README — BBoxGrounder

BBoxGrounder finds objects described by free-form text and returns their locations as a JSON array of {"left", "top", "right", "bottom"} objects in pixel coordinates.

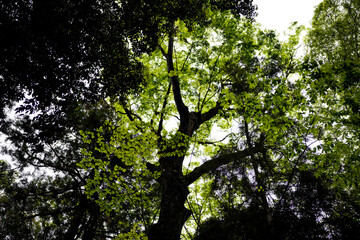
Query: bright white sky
[{"left": 254, "top": 0, "right": 323, "bottom": 38}]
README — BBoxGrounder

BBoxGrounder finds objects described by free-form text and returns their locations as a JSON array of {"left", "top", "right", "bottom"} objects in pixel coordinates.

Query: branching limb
[
  {"left": 122, "top": 105, "right": 156, "bottom": 133},
  {"left": 164, "top": 26, "right": 190, "bottom": 130},
  {"left": 199, "top": 101, "right": 222, "bottom": 125},
  {"left": 200, "top": 80, "right": 225, "bottom": 113},
  {"left": 185, "top": 146, "right": 264, "bottom": 186},
  {"left": 180, "top": 42, "right": 194, "bottom": 71},
  {"left": 158, "top": 44, "right": 168, "bottom": 59},
  {"left": 123, "top": 105, "right": 143, "bottom": 122},
  {"left": 157, "top": 81, "right": 172, "bottom": 137},
  {"left": 197, "top": 133, "right": 232, "bottom": 145}
]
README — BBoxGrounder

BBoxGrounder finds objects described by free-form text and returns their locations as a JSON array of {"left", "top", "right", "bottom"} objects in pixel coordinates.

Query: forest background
[{"left": 1, "top": 0, "right": 360, "bottom": 239}]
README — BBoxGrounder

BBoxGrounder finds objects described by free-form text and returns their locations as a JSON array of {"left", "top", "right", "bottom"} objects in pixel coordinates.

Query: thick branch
[
  {"left": 199, "top": 101, "right": 222, "bottom": 125},
  {"left": 172, "top": 75, "right": 190, "bottom": 125},
  {"left": 165, "top": 27, "right": 189, "bottom": 122},
  {"left": 164, "top": 25, "right": 223, "bottom": 137},
  {"left": 185, "top": 146, "right": 264, "bottom": 186},
  {"left": 181, "top": 101, "right": 223, "bottom": 136}
]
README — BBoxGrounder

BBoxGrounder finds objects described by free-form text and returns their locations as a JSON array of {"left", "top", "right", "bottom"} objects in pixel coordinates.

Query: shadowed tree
[
  {"left": 1, "top": 1, "right": 256, "bottom": 239},
  {"left": 79, "top": 11, "right": 306, "bottom": 240}
]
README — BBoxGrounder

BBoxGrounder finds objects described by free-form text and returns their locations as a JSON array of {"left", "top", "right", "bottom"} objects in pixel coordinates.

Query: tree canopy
[
  {"left": 1, "top": 0, "right": 360, "bottom": 239},
  {"left": 304, "top": 0, "right": 360, "bottom": 193}
]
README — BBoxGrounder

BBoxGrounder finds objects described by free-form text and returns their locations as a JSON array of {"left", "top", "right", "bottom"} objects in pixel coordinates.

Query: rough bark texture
[{"left": 149, "top": 162, "right": 191, "bottom": 240}]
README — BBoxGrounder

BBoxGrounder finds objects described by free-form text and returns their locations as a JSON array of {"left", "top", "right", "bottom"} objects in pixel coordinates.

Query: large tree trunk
[
  {"left": 148, "top": 181, "right": 191, "bottom": 240},
  {"left": 148, "top": 157, "right": 191, "bottom": 240}
]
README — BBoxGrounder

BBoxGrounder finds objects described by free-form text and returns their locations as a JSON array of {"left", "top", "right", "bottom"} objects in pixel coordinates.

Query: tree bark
[
  {"left": 64, "top": 195, "right": 87, "bottom": 240},
  {"left": 148, "top": 165, "right": 191, "bottom": 240}
]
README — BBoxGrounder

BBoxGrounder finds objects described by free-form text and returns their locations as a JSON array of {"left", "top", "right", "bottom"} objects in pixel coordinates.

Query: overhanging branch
[{"left": 185, "top": 146, "right": 264, "bottom": 186}]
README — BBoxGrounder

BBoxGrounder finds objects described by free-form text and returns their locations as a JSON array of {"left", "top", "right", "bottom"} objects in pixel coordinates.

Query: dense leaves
[
  {"left": 0, "top": 0, "right": 256, "bottom": 118},
  {"left": 79, "top": 10, "right": 312, "bottom": 239},
  {"left": 1, "top": 1, "right": 257, "bottom": 239},
  {"left": 2, "top": 0, "right": 360, "bottom": 239},
  {"left": 303, "top": 0, "right": 360, "bottom": 194},
  {"left": 1, "top": 0, "right": 139, "bottom": 114}
]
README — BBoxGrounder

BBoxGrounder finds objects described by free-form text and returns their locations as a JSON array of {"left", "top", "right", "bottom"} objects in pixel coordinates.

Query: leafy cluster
[{"left": 1, "top": 1, "right": 360, "bottom": 239}]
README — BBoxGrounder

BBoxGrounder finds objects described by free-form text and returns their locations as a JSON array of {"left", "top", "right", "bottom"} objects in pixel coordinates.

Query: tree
[
  {"left": 1, "top": 0, "right": 142, "bottom": 119},
  {"left": 1, "top": 1, "right": 256, "bottom": 239},
  {"left": 305, "top": 0, "right": 360, "bottom": 122},
  {"left": 3, "top": 0, "right": 359, "bottom": 239},
  {"left": 304, "top": 0, "right": 360, "bottom": 196},
  {"left": 80, "top": 11, "right": 306, "bottom": 239},
  {"left": 81, "top": 2, "right": 360, "bottom": 237},
  {"left": 0, "top": 103, "right": 129, "bottom": 239},
  {"left": 189, "top": 2, "right": 360, "bottom": 236},
  {"left": 193, "top": 160, "right": 360, "bottom": 240}
]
